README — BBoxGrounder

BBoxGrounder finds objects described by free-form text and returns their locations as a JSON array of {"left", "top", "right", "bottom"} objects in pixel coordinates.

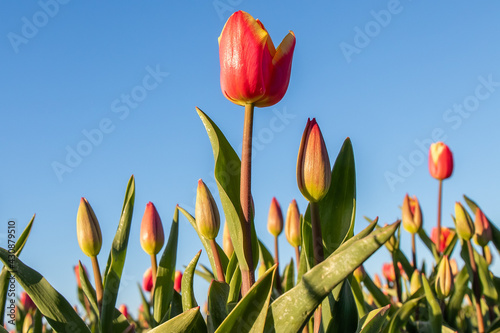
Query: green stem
[
  {"left": 467, "top": 240, "right": 485, "bottom": 333},
  {"left": 437, "top": 180, "right": 443, "bottom": 253},
  {"left": 210, "top": 239, "right": 225, "bottom": 282},
  {"left": 150, "top": 254, "right": 158, "bottom": 293},
  {"left": 240, "top": 103, "right": 255, "bottom": 296},
  {"left": 274, "top": 235, "right": 282, "bottom": 294},
  {"left": 91, "top": 256, "right": 103, "bottom": 313}
]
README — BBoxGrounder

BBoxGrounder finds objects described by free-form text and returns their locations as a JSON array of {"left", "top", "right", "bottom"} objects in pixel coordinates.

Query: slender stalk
[
  {"left": 467, "top": 240, "right": 485, "bottom": 333},
  {"left": 411, "top": 233, "right": 417, "bottom": 269},
  {"left": 482, "top": 247, "right": 495, "bottom": 324},
  {"left": 310, "top": 201, "right": 323, "bottom": 332},
  {"left": 274, "top": 235, "right": 282, "bottom": 294},
  {"left": 240, "top": 103, "right": 255, "bottom": 296},
  {"left": 295, "top": 246, "right": 301, "bottom": 271},
  {"left": 210, "top": 239, "right": 225, "bottom": 282},
  {"left": 437, "top": 180, "right": 443, "bottom": 253},
  {"left": 91, "top": 256, "right": 103, "bottom": 312},
  {"left": 150, "top": 254, "right": 158, "bottom": 292}
]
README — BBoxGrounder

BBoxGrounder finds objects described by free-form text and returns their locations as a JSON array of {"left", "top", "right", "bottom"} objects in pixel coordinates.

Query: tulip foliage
[{"left": 1, "top": 10, "right": 500, "bottom": 333}]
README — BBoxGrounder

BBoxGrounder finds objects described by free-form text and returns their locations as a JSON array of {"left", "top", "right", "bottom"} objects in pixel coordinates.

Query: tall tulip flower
[
  {"left": 428, "top": 141, "right": 453, "bottom": 254},
  {"left": 219, "top": 10, "right": 295, "bottom": 107},
  {"left": 219, "top": 10, "right": 295, "bottom": 296}
]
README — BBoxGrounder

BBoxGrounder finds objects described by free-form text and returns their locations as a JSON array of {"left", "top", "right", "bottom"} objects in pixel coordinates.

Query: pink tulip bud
[
  {"left": 267, "top": 197, "right": 283, "bottom": 237},
  {"left": 119, "top": 304, "right": 128, "bottom": 318},
  {"left": 428, "top": 142, "right": 453, "bottom": 180},
  {"left": 20, "top": 291, "right": 35, "bottom": 312},
  {"left": 473, "top": 208, "right": 492, "bottom": 247},
  {"left": 382, "top": 263, "right": 396, "bottom": 283},
  {"left": 174, "top": 271, "right": 183, "bottom": 293},
  {"left": 142, "top": 267, "right": 153, "bottom": 292},
  {"left": 140, "top": 202, "right": 165, "bottom": 256}
]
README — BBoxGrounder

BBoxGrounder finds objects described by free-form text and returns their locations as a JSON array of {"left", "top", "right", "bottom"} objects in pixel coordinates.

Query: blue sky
[{"left": 1, "top": 0, "right": 500, "bottom": 321}]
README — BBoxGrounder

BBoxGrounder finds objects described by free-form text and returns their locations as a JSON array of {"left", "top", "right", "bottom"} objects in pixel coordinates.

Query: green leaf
[
  {"left": 258, "top": 240, "right": 274, "bottom": 272},
  {"left": 351, "top": 276, "right": 367, "bottom": 319},
  {"left": 154, "top": 206, "right": 179, "bottom": 325},
  {"left": 227, "top": 265, "right": 241, "bottom": 313},
  {"left": 304, "top": 138, "right": 356, "bottom": 257},
  {"left": 197, "top": 107, "right": 259, "bottom": 272},
  {"left": 225, "top": 252, "right": 238, "bottom": 284},
  {"left": 0, "top": 325, "right": 7, "bottom": 333},
  {"left": 355, "top": 305, "right": 390, "bottom": 333},
  {"left": 100, "top": 175, "right": 135, "bottom": 333},
  {"left": 464, "top": 194, "right": 500, "bottom": 255},
  {"left": 281, "top": 258, "right": 295, "bottom": 293},
  {"left": 446, "top": 267, "right": 469, "bottom": 328},
  {"left": 169, "top": 291, "right": 183, "bottom": 320},
  {"left": 196, "top": 265, "right": 216, "bottom": 283},
  {"left": 208, "top": 280, "right": 230, "bottom": 333},
  {"left": 264, "top": 222, "right": 399, "bottom": 333},
  {"left": 149, "top": 307, "right": 206, "bottom": 333},
  {"left": 0, "top": 248, "right": 90, "bottom": 332},
  {"left": 422, "top": 274, "right": 442, "bottom": 332},
  {"left": 363, "top": 274, "right": 390, "bottom": 308},
  {"left": 33, "top": 308, "right": 43, "bottom": 333},
  {"left": 386, "top": 295, "right": 424, "bottom": 333},
  {"left": 182, "top": 250, "right": 201, "bottom": 311},
  {"left": 78, "top": 261, "right": 99, "bottom": 318},
  {"left": 298, "top": 214, "right": 313, "bottom": 282},
  {"left": 417, "top": 228, "right": 440, "bottom": 261},
  {"left": 137, "top": 283, "right": 153, "bottom": 328},
  {"left": 323, "top": 279, "right": 358, "bottom": 333},
  {"left": 178, "top": 206, "right": 229, "bottom": 280},
  {"left": 216, "top": 265, "right": 276, "bottom": 333},
  {"left": 0, "top": 214, "right": 35, "bottom": 326}
]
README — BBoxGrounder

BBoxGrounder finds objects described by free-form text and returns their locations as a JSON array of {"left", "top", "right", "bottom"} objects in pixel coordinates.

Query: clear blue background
[{"left": 1, "top": 0, "right": 499, "bottom": 322}]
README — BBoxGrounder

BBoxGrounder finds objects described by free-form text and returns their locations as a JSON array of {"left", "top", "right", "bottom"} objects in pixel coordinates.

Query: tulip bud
[
  {"left": 142, "top": 267, "right": 153, "bottom": 292},
  {"left": 140, "top": 202, "right": 165, "bottom": 255},
  {"left": 454, "top": 202, "right": 474, "bottom": 241},
  {"left": 195, "top": 179, "right": 220, "bottom": 240},
  {"left": 296, "top": 118, "right": 331, "bottom": 203},
  {"left": 431, "top": 227, "right": 454, "bottom": 253},
  {"left": 222, "top": 222, "right": 234, "bottom": 258},
  {"left": 428, "top": 142, "right": 453, "bottom": 180},
  {"left": 285, "top": 199, "right": 301, "bottom": 247},
  {"left": 435, "top": 255, "right": 454, "bottom": 299},
  {"left": 373, "top": 274, "right": 382, "bottom": 288},
  {"left": 382, "top": 263, "right": 395, "bottom": 283},
  {"left": 218, "top": 11, "right": 296, "bottom": 107},
  {"left": 353, "top": 265, "right": 366, "bottom": 283},
  {"left": 267, "top": 197, "right": 283, "bottom": 237},
  {"left": 410, "top": 270, "right": 422, "bottom": 295},
  {"left": 449, "top": 258, "right": 459, "bottom": 277},
  {"left": 76, "top": 197, "right": 102, "bottom": 257},
  {"left": 484, "top": 245, "right": 493, "bottom": 265},
  {"left": 20, "top": 291, "right": 36, "bottom": 313},
  {"left": 174, "top": 271, "right": 182, "bottom": 293},
  {"left": 119, "top": 304, "right": 128, "bottom": 318},
  {"left": 402, "top": 194, "right": 422, "bottom": 234},
  {"left": 473, "top": 208, "right": 492, "bottom": 247}
]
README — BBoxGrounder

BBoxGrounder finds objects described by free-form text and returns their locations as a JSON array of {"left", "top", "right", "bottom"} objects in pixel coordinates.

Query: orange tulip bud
[
  {"left": 435, "top": 255, "right": 454, "bottom": 299},
  {"left": 428, "top": 142, "right": 453, "bottom": 180},
  {"left": 373, "top": 273, "right": 382, "bottom": 288},
  {"left": 195, "top": 179, "right": 220, "bottom": 240},
  {"left": 174, "top": 270, "right": 182, "bottom": 293},
  {"left": 431, "top": 227, "right": 454, "bottom": 253},
  {"left": 473, "top": 208, "right": 492, "bottom": 247},
  {"left": 402, "top": 194, "right": 422, "bottom": 234},
  {"left": 382, "top": 263, "right": 396, "bottom": 283},
  {"left": 285, "top": 199, "right": 301, "bottom": 247},
  {"left": 140, "top": 202, "right": 165, "bottom": 256},
  {"left": 267, "top": 197, "right": 283, "bottom": 237},
  {"left": 119, "top": 304, "right": 128, "bottom": 318},
  {"left": 76, "top": 197, "right": 102, "bottom": 257},
  {"left": 222, "top": 222, "right": 234, "bottom": 258},
  {"left": 142, "top": 267, "right": 153, "bottom": 292},
  {"left": 297, "top": 118, "right": 331, "bottom": 202},
  {"left": 454, "top": 202, "right": 474, "bottom": 241},
  {"left": 219, "top": 11, "right": 295, "bottom": 107},
  {"left": 353, "top": 265, "right": 366, "bottom": 283}
]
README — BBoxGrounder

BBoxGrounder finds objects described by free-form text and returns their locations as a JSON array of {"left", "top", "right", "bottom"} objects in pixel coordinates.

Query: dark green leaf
[
  {"left": 323, "top": 279, "right": 358, "bottom": 333},
  {"left": 282, "top": 258, "right": 295, "bottom": 293},
  {"left": 351, "top": 276, "right": 367, "bottom": 319},
  {"left": 422, "top": 274, "right": 442, "bottom": 332},
  {"left": 446, "top": 267, "right": 469, "bottom": 328},
  {"left": 149, "top": 307, "right": 206, "bottom": 333},
  {"left": 355, "top": 305, "right": 390, "bottom": 333},
  {"left": 208, "top": 280, "right": 230, "bottom": 333},
  {"left": 225, "top": 252, "right": 238, "bottom": 284},
  {"left": 227, "top": 265, "right": 241, "bottom": 313}
]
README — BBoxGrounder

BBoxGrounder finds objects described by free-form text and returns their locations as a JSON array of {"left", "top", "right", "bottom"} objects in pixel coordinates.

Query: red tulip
[
  {"left": 431, "top": 227, "right": 454, "bottom": 252},
  {"left": 428, "top": 142, "right": 453, "bottom": 180},
  {"left": 119, "top": 304, "right": 128, "bottom": 318},
  {"left": 20, "top": 291, "right": 35, "bottom": 312},
  {"left": 140, "top": 202, "right": 165, "bottom": 256},
  {"left": 174, "top": 271, "right": 183, "bottom": 293},
  {"left": 382, "top": 263, "right": 396, "bottom": 282},
  {"left": 142, "top": 267, "right": 153, "bottom": 292},
  {"left": 219, "top": 10, "right": 296, "bottom": 107}
]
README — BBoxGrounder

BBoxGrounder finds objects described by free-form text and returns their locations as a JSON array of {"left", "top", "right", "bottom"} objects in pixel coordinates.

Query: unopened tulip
[
  {"left": 410, "top": 270, "right": 422, "bottom": 295},
  {"left": 484, "top": 245, "right": 493, "bottom": 265},
  {"left": 428, "top": 142, "right": 453, "bottom": 180},
  {"left": 219, "top": 11, "right": 296, "bottom": 107},
  {"left": 222, "top": 222, "right": 234, "bottom": 258},
  {"left": 267, "top": 197, "right": 283, "bottom": 237},
  {"left": 473, "top": 208, "right": 492, "bottom": 247},
  {"left": 454, "top": 202, "right": 474, "bottom": 241},
  {"left": 285, "top": 199, "right": 301, "bottom": 247},
  {"left": 20, "top": 292, "right": 35, "bottom": 312},
  {"left": 119, "top": 304, "right": 128, "bottom": 318},
  {"left": 140, "top": 202, "right": 165, "bottom": 255},
  {"left": 382, "top": 263, "right": 396, "bottom": 283},
  {"left": 431, "top": 227, "right": 454, "bottom": 253},
  {"left": 76, "top": 197, "right": 102, "bottom": 257},
  {"left": 297, "top": 118, "right": 331, "bottom": 202},
  {"left": 353, "top": 265, "right": 366, "bottom": 283},
  {"left": 142, "top": 267, "right": 153, "bottom": 292},
  {"left": 435, "top": 255, "right": 454, "bottom": 299},
  {"left": 195, "top": 180, "right": 221, "bottom": 240},
  {"left": 402, "top": 194, "right": 422, "bottom": 234},
  {"left": 174, "top": 271, "right": 182, "bottom": 293},
  {"left": 449, "top": 258, "right": 459, "bottom": 277}
]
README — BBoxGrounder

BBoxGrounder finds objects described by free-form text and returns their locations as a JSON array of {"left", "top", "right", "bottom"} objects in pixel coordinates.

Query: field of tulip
[{"left": 2, "top": 10, "right": 500, "bottom": 333}]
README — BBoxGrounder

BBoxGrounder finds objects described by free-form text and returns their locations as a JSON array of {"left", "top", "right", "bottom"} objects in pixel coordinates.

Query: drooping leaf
[
  {"left": 149, "top": 307, "right": 206, "bottom": 333},
  {"left": 355, "top": 304, "right": 390, "bottom": 333},
  {"left": 154, "top": 206, "right": 179, "bottom": 325},
  {"left": 216, "top": 265, "right": 276, "bottom": 333},
  {"left": 264, "top": 222, "right": 399, "bottom": 333},
  {"left": 417, "top": 228, "right": 440, "bottom": 261},
  {"left": 182, "top": 250, "right": 201, "bottom": 311},
  {"left": 100, "top": 175, "right": 135, "bottom": 333},
  {"left": 0, "top": 248, "right": 90, "bottom": 332},
  {"left": 208, "top": 280, "right": 230, "bottom": 333},
  {"left": 197, "top": 107, "right": 259, "bottom": 272}
]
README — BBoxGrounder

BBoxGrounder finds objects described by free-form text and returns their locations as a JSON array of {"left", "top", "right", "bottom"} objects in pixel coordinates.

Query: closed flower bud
[
  {"left": 267, "top": 197, "right": 283, "bottom": 237},
  {"left": 142, "top": 267, "right": 153, "bottom": 292},
  {"left": 454, "top": 202, "right": 474, "bottom": 241},
  {"left": 285, "top": 199, "right": 301, "bottom": 247},
  {"left": 473, "top": 208, "right": 492, "bottom": 247},
  {"left": 484, "top": 245, "right": 493, "bottom": 265},
  {"left": 140, "top": 202, "right": 165, "bottom": 255},
  {"left": 410, "top": 270, "right": 422, "bottom": 295},
  {"left": 297, "top": 118, "right": 331, "bottom": 202},
  {"left": 222, "top": 222, "right": 234, "bottom": 258},
  {"left": 76, "top": 197, "right": 102, "bottom": 257},
  {"left": 195, "top": 179, "right": 220, "bottom": 240},
  {"left": 402, "top": 194, "right": 422, "bottom": 234},
  {"left": 382, "top": 263, "right": 396, "bottom": 283},
  {"left": 174, "top": 271, "right": 182, "bottom": 293},
  {"left": 449, "top": 258, "right": 459, "bottom": 277},
  {"left": 428, "top": 142, "right": 453, "bottom": 180},
  {"left": 119, "top": 304, "right": 128, "bottom": 318},
  {"left": 435, "top": 255, "right": 454, "bottom": 299},
  {"left": 353, "top": 265, "right": 366, "bottom": 283},
  {"left": 20, "top": 291, "right": 35, "bottom": 313}
]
